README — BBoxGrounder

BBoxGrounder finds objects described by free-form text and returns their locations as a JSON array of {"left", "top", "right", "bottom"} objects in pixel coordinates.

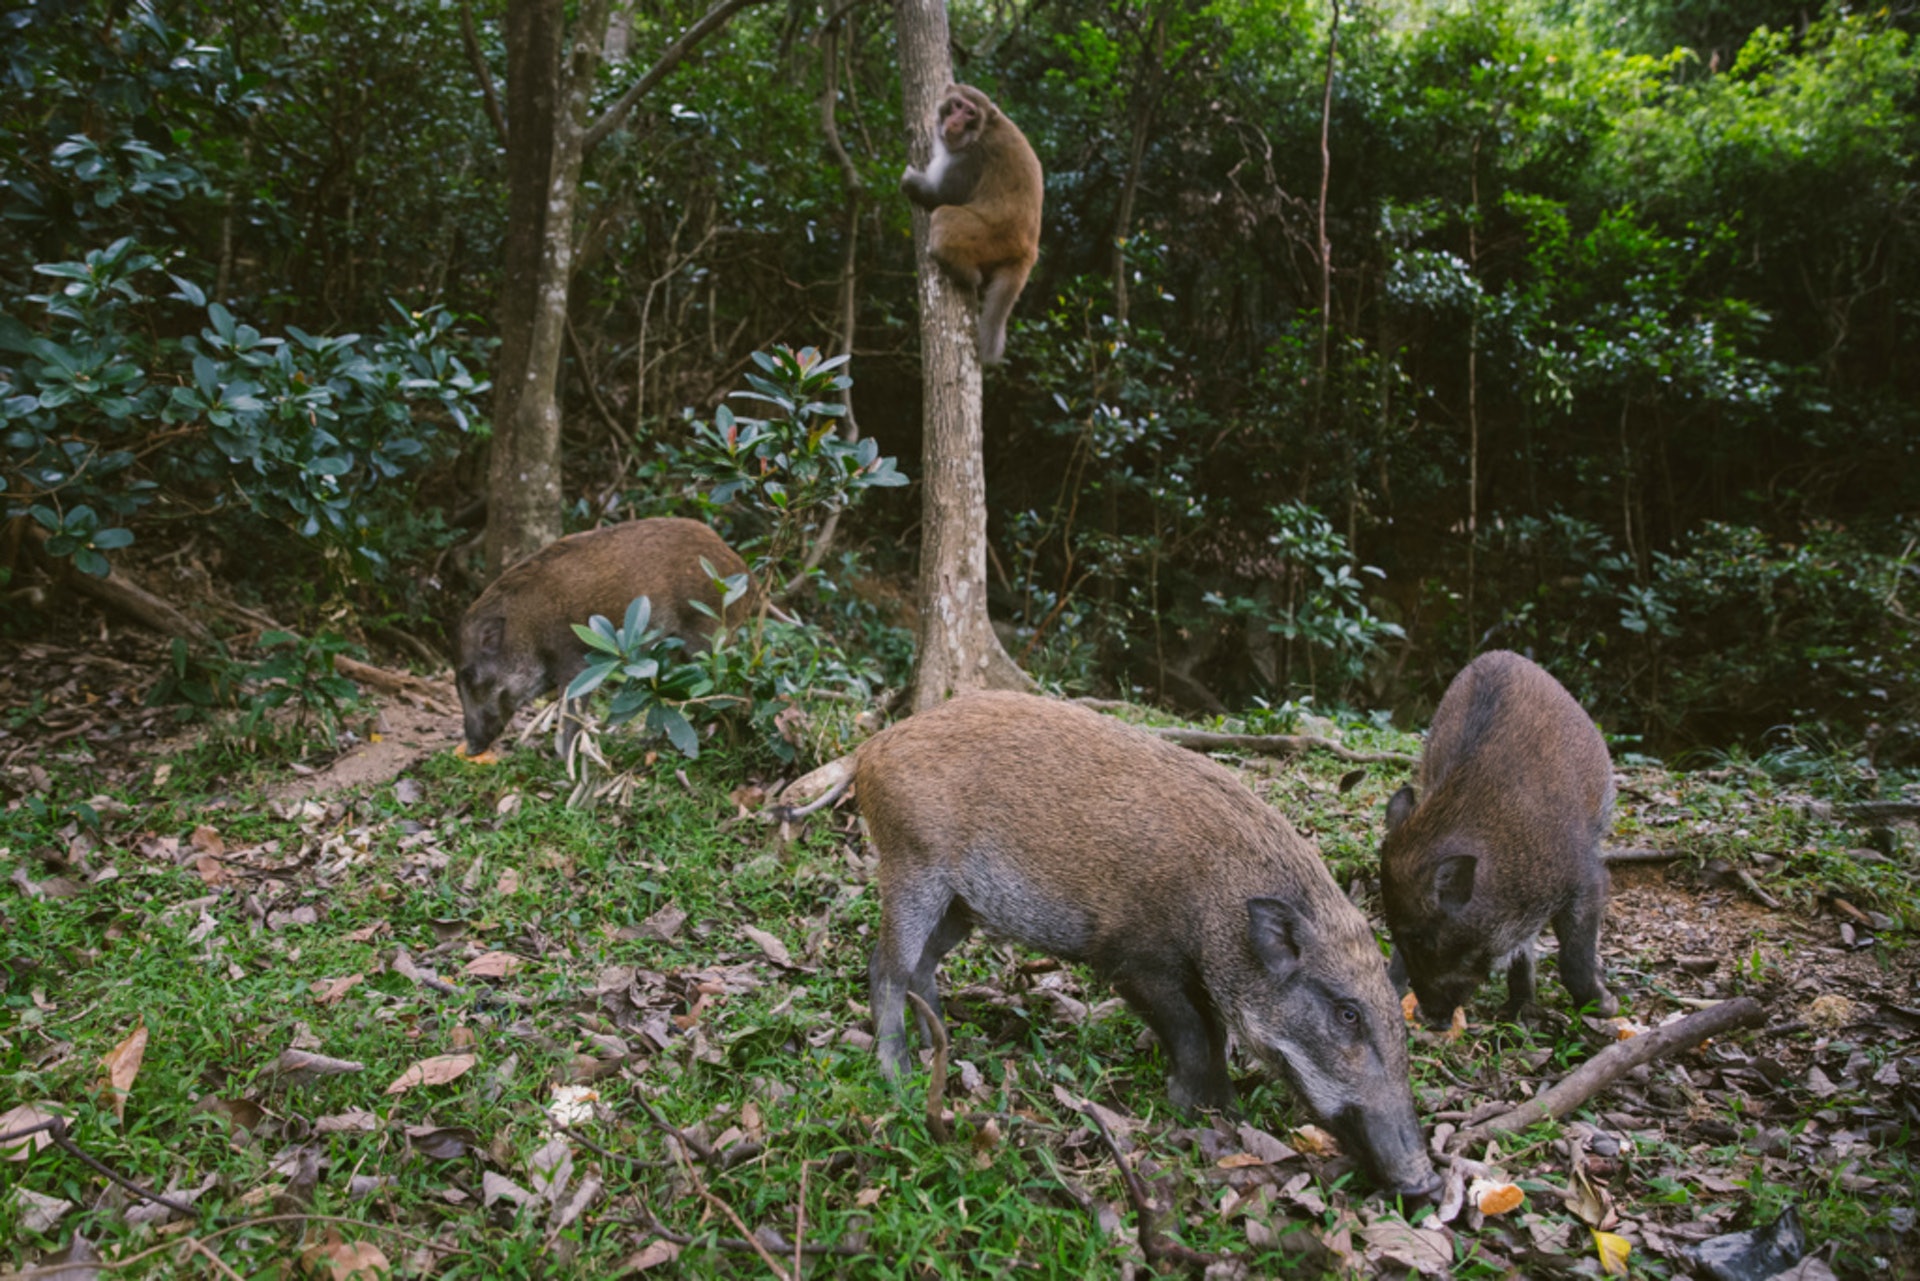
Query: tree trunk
[
  {"left": 895, "top": 0, "right": 1031, "bottom": 710},
  {"left": 486, "top": 0, "right": 568, "bottom": 578},
  {"left": 480, "top": 0, "right": 767, "bottom": 580}
]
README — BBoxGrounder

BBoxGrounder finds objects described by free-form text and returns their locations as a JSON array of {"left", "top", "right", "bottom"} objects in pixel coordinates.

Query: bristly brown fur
[
  {"left": 455, "top": 518, "right": 755, "bottom": 755},
  {"left": 1380, "top": 650, "right": 1618, "bottom": 1025},
  {"left": 853, "top": 691, "right": 1439, "bottom": 1199}
]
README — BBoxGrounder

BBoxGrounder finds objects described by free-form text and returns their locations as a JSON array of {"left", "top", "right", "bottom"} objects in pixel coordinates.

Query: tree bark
[
  {"left": 480, "top": 0, "right": 771, "bottom": 579},
  {"left": 485, "top": 0, "right": 568, "bottom": 577},
  {"left": 895, "top": 0, "right": 1031, "bottom": 709}
]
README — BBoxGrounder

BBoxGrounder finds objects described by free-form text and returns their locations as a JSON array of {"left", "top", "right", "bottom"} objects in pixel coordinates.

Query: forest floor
[{"left": 1, "top": 620, "right": 1917, "bottom": 1280}]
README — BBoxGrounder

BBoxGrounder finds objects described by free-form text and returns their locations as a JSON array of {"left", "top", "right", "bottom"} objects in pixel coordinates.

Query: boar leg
[
  {"left": 1115, "top": 972, "right": 1234, "bottom": 1113},
  {"left": 909, "top": 904, "right": 975, "bottom": 1040},
  {"left": 1498, "top": 942, "right": 1538, "bottom": 1022},
  {"left": 1552, "top": 886, "right": 1617, "bottom": 1016},
  {"left": 870, "top": 882, "right": 961, "bottom": 1078}
]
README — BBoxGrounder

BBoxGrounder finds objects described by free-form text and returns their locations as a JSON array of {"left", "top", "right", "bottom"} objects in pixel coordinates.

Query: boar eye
[{"left": 1337, "top": 1004, "right": 1360, "bottom": 1027}]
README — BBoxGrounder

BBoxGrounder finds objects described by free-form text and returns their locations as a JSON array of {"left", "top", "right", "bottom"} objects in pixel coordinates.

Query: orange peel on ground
[
  {"left": 1468, "top": 1177, "right": 1525, "bottom": 1216},
  {"left": 453, "top": 743, "right": 500, "bottom": 765}
]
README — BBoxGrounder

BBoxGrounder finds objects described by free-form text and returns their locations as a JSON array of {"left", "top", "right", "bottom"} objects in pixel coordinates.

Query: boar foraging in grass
[
  {"left": 455, "top": 519, "right": 751, "bottom": 757},
  {"left": 852, "top": 692, "right": 1439, "bottom": 1199},
  {"left": 1380, "top": 649, "right": 1618, "bottom": 1027}
]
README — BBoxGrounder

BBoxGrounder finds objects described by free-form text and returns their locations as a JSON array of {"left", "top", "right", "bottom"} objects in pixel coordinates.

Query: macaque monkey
[{"left": 900, "top": 83, "right": 1043, "bottom": 364}]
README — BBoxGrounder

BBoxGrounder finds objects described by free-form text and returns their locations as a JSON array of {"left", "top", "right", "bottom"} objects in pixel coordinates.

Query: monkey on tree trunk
[{"left": 900, "top": 83, "right": 1043, "bottom": 364}]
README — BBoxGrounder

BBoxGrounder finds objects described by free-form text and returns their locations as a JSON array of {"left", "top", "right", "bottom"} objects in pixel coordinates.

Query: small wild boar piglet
[
  {"left": 455, "top": 518, "right": 751, "bottom": 757},
  {"left": 1380, "top": 649, "right": 1617, "bottom": 1027},
  {"left": 854, "top": 692, "right": 1439, "bottom": 1200}
]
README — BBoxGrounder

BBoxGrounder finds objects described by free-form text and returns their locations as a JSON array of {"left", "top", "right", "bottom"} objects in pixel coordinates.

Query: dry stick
[
  {"left": 620, "top": 1207, "right": 868, "bottom": 1262},
  {"left": 905, "top": 991, "right": 951, "bottom": 1142},
  {"left": 6, "top": 1213, "right": 474, "bottom": 1279},
  {"left": 1735, "top": 868, "right": 1783, "bottom": 911},
  {"left": 1601, "top": 846, "right": 1682, "bottom": 864},
  {"left": 332, "top": 655, "right": 457, "bottom": 715},
  {"left": 667, "top": 1138, "right": 792, "bottom": 1281},
  {"left": 1082, "top": 1106, "right": 1218, "bottom": 1273},
  {"left": 179, "top": 1238, "right": 245, "bottom": 1281},
  {"left": 637, "top": 1097, "right": 718, "bottom": 1165},
  {"left": 1448, "top": 996, "right": 1766, "bottom": 1153},
  {"left": 1153, "top": 726, "right": 1415, "bottom": 766},
  {"left": 793, "top": 1159, "right": 810, "bottom": 1280},
  {"left": 0, "top": 1117, "right": 200, "bottom": 1217}
]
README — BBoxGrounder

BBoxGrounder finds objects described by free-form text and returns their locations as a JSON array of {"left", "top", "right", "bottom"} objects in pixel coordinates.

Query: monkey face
[{"left": 937, "top": 89, "right": 985, "bottom": 149}]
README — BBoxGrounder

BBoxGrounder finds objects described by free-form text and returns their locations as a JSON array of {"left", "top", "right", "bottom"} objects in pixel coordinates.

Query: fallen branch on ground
[
  {"left": 333, "top": 655, "right": 457, "bottom": 715},
  {"left": 0, "top": 1114, "right": 200, "bottom": 1217},
  {"left": 1448, "top": 996, "right": 1766, "bottom": 1153},
  {"left": 1080, "top": 1104, "right": 1218, "bottom": 1273},
  {"left": 1601, "top": 847, "right": 1682, "bottom": 864},
  {"left": 1152, "top": 726, "right": 1415, "bottom": 766},
  {"left": 25, "top": 521, "right": 212, "bottom": 643}
]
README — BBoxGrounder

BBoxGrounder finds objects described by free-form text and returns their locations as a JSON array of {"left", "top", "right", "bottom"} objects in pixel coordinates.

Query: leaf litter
[{"left": 0, "top": 646, "right": 1916, "bottom": 1276}]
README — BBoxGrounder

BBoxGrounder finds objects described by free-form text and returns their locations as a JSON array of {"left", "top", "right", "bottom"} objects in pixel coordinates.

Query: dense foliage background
[{"left": 4, "top": 0, "right": 1916, "bottom": 763}]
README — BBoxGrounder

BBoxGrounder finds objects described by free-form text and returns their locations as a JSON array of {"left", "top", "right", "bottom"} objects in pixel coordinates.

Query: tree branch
[
  {"left": 1449, "top": 996, "right": 1766, "bottom": 1153},
  {"left": 459, "top": 0, "right": 508, "bottom": 147},
  {"left": 582, "top": 0, "right": 774, "bottom": 154},
  {"left": 1153, "top": 726, "right": 1415, "bottom": 766}
]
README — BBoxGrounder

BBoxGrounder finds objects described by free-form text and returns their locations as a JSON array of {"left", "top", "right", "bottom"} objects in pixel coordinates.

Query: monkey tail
[
  {"left": 977, "top": 264, "right": 1031, "bottom": 365},
  {"left": 762, "top": 756, "right": 856, "bottom": 824}
]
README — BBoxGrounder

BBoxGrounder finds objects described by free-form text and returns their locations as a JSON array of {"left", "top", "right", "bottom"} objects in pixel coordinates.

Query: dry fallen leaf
[
  {"left": 855, "top": 1187, "right": 885, "bottom": 1208},
  {"left": 194, "top": 854, "right": 231, "bottom": 887},
  {"left": 299, "top": 1230, "right": 390, "bottom": 1280},
  {"left": 311, "top": 975, "right": 365, "bottom": 1006},
  {"left": 1360, "top": 1220, "right": 1454, "bottom": 1276},
  {"left": 742, "top": 924, "right": 792, "bottom": 967},
  {"left": 1593, "top": 1229, "right": 1632, "bottom": 1276},
  {"left": 624, "top": 1240, "right": 681, "bottom": 1271},
  {"left": 189, "top": 825, "right": 225, "bottom": 857},
  {"left": 496, "top": 868, "right": 521, "bottom": 895},
  {"left": 98, "top": 1024, "right": 148, "bottom": 1123},
  {"left": 463, "top": 951, "right": 525, "bottom": 979},
  {"left": 1289, "top": 1124, "right": 1340, "bottom": 1157},
  {"left": 384, "top": 1053, "right": 477, "bottom": 1095},
  {"left": 0, "top": 1103, "right": 63, "bottom": 1160},
  {"left": 10, "top": 1186, "right": 75, "bottom": 1234},
  {"left": 1219, "top": 1152, "right": 1270, "bottom": 1169}
]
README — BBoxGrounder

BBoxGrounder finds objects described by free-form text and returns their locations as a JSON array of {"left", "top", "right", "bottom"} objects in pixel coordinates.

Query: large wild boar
[
  {"left": 455, "top": 518, "right": 750, "bottom": 756},
  {"left": 847, "top": 691, "right": 1439, "bottom": 1199},
  {"left": 1379, "top": 649, "right": 1618, "bottom": 1026}
]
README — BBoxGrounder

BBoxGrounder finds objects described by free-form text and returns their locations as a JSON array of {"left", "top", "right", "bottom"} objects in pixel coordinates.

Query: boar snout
[{"left": 1341, "top": 1106, "right": 1442, "bottom": 1201}]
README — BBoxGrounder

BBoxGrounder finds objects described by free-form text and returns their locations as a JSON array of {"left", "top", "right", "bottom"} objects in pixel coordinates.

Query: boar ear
[
  {"left": 1384, "top": 786, "right": 1416, "bottom": 832},
  {"left": 1246, "top": 897, "right": 1305, "bottom": 975},
  {"left": 1429, "top": 855, "right": 1477, "bottom": 913},
  {"left": 469, "top": 613, "right": 506, "bottom": 654}
]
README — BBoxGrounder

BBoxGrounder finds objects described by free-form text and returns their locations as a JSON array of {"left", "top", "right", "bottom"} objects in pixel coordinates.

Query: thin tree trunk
[
  {"left": 895, "top": 0, "right": 1031, "bottom": 709},
  {"left": 1110, "top": 11, "right": 1166, "bottom": 325},
  {"left": 1465, "top": 135, "right": 1481, "bottom": 653},
  {"left": 485, "top": 0, "right": 564, "bottom": 577},
  {"left": 789, "top": 13, "right": 867, "bottom": 594},
  {"left": 1309, "top": 0, "right": 1339, "bottom": 507},
  {"left": 480, "top": 0, "right": 771, "bottom": 579}
]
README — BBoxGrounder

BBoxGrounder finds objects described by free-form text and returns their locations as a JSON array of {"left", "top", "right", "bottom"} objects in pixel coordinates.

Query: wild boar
[
  {"left": 1379, "top": 649, "right": 1618, "bottom": 1026},
  {"left": 455, "top": 518, "right": 751, "bottom": 756},
  {"left": 850, "top": 691, "right": 1439, "bottom": 1200}
]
